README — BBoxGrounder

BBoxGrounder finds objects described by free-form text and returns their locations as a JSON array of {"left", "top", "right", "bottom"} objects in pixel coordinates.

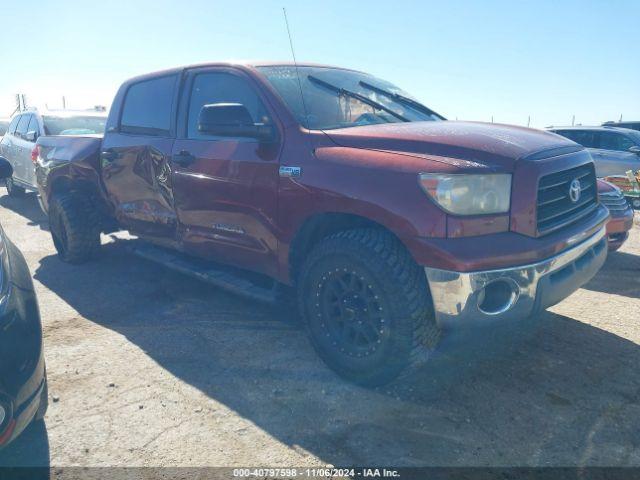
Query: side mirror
[
  {"left": 197, "top": 103, "right": 274, "bottom": 141},
  {"left": 629, "top": 146, "right": 640, "bottom": 155},
  {"left": 25, "top": 131, "right": 37, "bottom": 142},
  {"left": 0, "top": 157, "right": 13, "bottom": 179}
]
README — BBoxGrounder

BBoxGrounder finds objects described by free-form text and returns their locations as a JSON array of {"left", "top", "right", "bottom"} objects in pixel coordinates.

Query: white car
[{"left": 0, "top": 108, "right": 107, "bottom": 196}]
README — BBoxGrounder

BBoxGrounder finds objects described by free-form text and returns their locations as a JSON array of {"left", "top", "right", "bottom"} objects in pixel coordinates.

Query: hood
[{"left": 323, "top": 121, "right": 580, "bottom": 172}]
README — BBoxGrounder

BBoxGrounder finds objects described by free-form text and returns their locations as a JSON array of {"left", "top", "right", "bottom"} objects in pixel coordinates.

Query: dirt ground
[{"left": 0, "top": 189, "right": 638, "bottom": 468}]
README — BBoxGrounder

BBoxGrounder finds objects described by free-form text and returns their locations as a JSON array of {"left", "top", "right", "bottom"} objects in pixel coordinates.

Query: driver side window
[
  {"left": 186, "top": 72, "right": 271, "bottom": 140},
  {"left": 599, "top": 132, "right": 634, "bottom": 152}
]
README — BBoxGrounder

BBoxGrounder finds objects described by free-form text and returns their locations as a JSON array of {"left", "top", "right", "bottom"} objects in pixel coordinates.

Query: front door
[
  {"left": 11, "top": 114, "right": 32, "bottom": 184},
  {"left": 101, "top": 73, "right": 180, "bottom": 242},
  {"left": 171, "top": 67, "right": 281, "bottom": 277},
  {"left": 591, "top": 130, "right": 640, "bottom": 177}
]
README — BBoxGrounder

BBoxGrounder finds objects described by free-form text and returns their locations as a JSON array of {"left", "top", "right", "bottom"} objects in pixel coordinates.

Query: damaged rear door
[{"left": 100, "top": 73, "right": 180, "bottom": 242}]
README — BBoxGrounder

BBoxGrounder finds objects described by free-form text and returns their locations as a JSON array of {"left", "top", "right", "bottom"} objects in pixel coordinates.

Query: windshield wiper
[
  {"left": 307, "top": 75, "right": 409, "bottom": 123},
  {"left": 359, "top": 80, "right": 445, "bottom": 120}
]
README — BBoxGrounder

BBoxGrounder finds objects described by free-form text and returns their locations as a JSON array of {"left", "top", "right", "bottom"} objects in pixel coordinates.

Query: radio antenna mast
[{"left": 282, "top": 7, "right": 311, "bottom": 132}]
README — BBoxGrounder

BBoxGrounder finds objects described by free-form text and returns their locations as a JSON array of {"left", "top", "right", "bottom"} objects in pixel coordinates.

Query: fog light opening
[{"left": 477, "top": 279, "right": 519, "bottom": 315}]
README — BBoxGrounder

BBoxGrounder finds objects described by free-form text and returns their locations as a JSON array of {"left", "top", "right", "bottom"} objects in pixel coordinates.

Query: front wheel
[
  {"left": 49, "top": 193, "right": 101, "bottom": 264},
  {"left": 298, "top": 229, "right": 441, "bottom": 386},
  {"left": 5, "top": 177, "right": 25, "bottom": 197}
]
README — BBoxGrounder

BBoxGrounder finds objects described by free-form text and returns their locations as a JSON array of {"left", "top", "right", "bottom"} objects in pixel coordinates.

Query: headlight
[{"left": 419, "top": 173, "right": 512, "bottom": 215}]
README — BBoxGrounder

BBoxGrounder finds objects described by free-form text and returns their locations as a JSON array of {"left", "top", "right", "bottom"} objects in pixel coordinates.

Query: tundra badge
[{"left": 279, "top": 166, "right": 302, "bottom": 178}]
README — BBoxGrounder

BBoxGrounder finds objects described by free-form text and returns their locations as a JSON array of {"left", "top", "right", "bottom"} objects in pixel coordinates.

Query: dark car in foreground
[
  {"left": 34, "top": 62, "right": 609, "bottom": 385},
  {"left": 598, "top": 179, "right": 634, "bottom": 251},
  {"left": 0, "top": 157, "right": 47, "bottom": 447}
]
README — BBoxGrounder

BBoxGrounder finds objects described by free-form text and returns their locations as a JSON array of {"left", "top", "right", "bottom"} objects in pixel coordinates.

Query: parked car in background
[
  {"left": 35, "top": 62, "right": 609, "bottom": 385},
  {"left": 0, "top": 119, "right": 9, "bottom": 138},
  {"left": 603, "top": 172, "right": 640, "bottom": 210},
  {"left": 598, "top": 179, "right": 634, "bottom": 251},
  {"left": 603, "top": 120, "right": 640, "bottom": 132},
  {"left": 0, "top": 156, "right": 48, "bottom": 448},
  {"left": 548, "top": 126, "right": 640, "bottom": 177},
  {"left": 0, "top": 108, "right": 107, "bottom": 197}
]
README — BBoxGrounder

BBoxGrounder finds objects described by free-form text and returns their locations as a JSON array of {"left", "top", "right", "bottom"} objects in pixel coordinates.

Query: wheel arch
[{"left": 287, "top": 211, "right": 414, "bottom": 285}]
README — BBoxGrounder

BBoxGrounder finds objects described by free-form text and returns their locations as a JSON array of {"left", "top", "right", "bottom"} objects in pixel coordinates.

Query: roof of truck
[
  {"left": 548, "top": 125, "right": 635, "bottom": 132},
  {"left": 123, "top": 61, "right": 365, "bottom": 84}
]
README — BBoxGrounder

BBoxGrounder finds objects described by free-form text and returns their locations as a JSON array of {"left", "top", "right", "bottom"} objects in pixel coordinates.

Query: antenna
[{"left": 282, "top": 8, "right": 311, "bottom": 132}]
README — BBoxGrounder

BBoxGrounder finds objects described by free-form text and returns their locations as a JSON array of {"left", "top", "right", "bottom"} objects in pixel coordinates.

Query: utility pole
[
  {"left": 571, "top": 115, "right": 575, "bottom": 126},
  {"left": 527, "top": 116, "right": 530, "bottom": 127},
  {"left": 62, "top": 96, "right": 66, "bottom": 109}
]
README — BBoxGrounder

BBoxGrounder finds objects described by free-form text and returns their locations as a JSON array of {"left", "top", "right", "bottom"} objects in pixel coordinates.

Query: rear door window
[
  {"left": 15, "top": 115, "right": 31, "bottom": 138},
  {"left": 120, "top": 74, "right": 178, "bottom": 136},
  {"left": 560, "top": 130, "right": 598, "bottom": 148}
]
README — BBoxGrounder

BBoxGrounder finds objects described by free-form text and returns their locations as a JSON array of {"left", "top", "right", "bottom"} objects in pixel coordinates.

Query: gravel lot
[{"left": 0, "top": 188, "right": 638, "bottom": 468}]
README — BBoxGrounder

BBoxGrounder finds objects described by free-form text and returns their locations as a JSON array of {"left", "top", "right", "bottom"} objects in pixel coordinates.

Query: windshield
[
  {"left": 43, "top": 115, "right": 107, "bottom": 135},
  {"left": 257, "top": 66, "right": 444, "bottom": 130}
]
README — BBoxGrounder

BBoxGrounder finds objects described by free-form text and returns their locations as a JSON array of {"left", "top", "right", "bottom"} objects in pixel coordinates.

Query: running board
[{"left": 125, "top": 241, "right": 278, "bottom": 304}]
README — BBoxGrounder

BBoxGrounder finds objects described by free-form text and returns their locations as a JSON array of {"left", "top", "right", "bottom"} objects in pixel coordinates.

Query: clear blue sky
[{"left": 1, "top": 0, "right": 637, "bottom": 127}]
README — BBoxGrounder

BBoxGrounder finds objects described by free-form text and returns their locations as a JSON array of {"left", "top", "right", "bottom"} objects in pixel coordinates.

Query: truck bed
[
  {"left": 36, "top": 134, "right": 103, "bottom": 167},
  {"left": 35, "top": 134, "right": 104, "bottom": 213}
]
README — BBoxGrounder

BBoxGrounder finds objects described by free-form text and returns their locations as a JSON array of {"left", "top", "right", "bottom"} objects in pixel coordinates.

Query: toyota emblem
[{"left": 569, "top": 178, "right": 581, "bottom": 203}]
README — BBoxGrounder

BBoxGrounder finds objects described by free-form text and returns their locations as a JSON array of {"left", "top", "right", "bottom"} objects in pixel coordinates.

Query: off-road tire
[
  {"left": 298, "top": 228, "right": 441, "bottom": 386},
  {"left": 49, "top": 193, "right": 101, "bottom": 264},
  {"left": 5, "top": 177, "right": 25, "bottom": 197}
]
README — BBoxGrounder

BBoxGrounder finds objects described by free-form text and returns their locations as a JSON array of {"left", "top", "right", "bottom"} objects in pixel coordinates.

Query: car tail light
[{"left": 31, "top": 145, "right": 40, "bottom": 164}]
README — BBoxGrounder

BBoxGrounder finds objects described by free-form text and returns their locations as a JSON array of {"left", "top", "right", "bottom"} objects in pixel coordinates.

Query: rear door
[
  {"left": 170, "top": 67, "right": 281, "bottom": 277},
  {"left": 591, "top": 131, "right": 638, "bottom": 177},
  {"left": 101, "top": 73, "right": 180, "bottom": 242}
]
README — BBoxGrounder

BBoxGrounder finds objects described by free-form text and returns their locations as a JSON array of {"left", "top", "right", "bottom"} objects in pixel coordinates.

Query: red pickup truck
[{"left": 35, "top": 62, "right": 609, "bottom": 385}]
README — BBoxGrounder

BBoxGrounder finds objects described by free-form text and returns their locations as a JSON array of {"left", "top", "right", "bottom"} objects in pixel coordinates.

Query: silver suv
[
  {"left": 548, "top": 126, "right": 640, "bottom": 177},
  {"left": 0, "top": 108, "right": 107, "bottom": 196}
]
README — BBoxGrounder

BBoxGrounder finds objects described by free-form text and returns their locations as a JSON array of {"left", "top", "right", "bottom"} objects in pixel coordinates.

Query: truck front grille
[
  {"left": 537, "top": 164, "right": 598, "bottom": 235},
  {"left": 600, "top": 190, "right": 629, "bottom": 213}
]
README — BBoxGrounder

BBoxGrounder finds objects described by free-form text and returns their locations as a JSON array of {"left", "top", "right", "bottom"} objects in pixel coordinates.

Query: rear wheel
[
  {"left": 298, "top": 229, "right": 440, "bottom": 386},
  {"left": 5, "top": 177, "right": 25, "bottom": 197},
  {"left": 49, "top": 193, "right": 101, "bottom": 264}
]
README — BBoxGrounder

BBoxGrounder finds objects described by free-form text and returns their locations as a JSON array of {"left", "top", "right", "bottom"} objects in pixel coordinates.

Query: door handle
[
  {"left": 172, "top": 150, "right": 196, "bottom": 167},
  {"left": 101, "top": 149, "right": 117, "bottom": 162}
]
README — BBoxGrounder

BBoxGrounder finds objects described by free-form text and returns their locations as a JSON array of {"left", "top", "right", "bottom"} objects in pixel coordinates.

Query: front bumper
[
  {"left": 606, "top": 208, "right": 634, "bottom": 251},
  {"left": 425, "top": 226, "right": 607, "bottom": 329}
]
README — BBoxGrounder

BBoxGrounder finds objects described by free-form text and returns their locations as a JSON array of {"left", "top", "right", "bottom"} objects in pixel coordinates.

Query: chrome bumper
[{"left": 424, "top": 227, "right": 607, "bottom": 329}]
